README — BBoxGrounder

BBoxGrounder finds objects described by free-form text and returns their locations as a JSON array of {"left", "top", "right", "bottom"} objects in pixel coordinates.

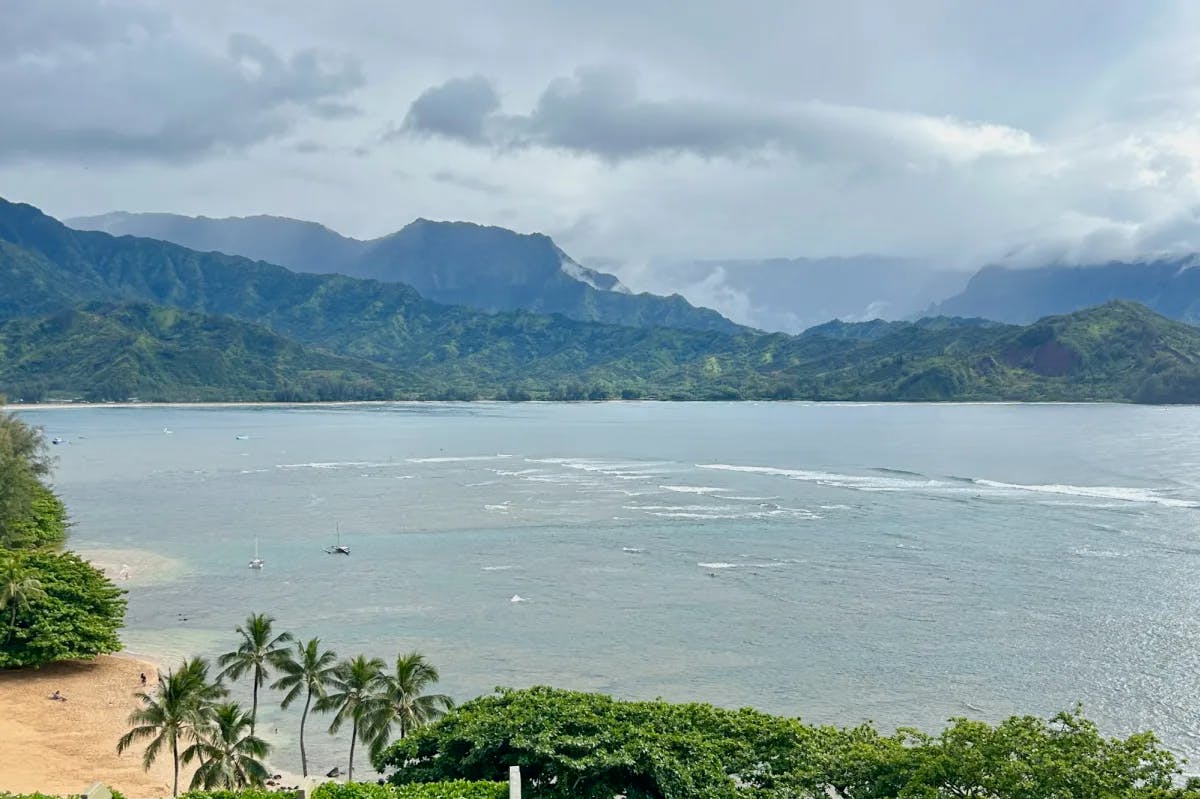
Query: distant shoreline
[{"left": 3, "top": 398, "right": 1154, "bottom": 410}]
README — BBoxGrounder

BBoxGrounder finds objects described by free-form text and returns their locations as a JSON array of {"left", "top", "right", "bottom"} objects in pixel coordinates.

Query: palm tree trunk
[
  {"left": 6, "top": 604, "right": 16, "bottom": 645},
  {"left": 299, "top": 690, "right": 311, "bottom": 777},
  {"left": 172, "top": 735, "right": 179, "bottom": 797},
  {"left": 348, "top": 718, "right": 357, "bottom": 783},
  {"left": 250, "top": 666, "right": 260, "bottom": 736}
]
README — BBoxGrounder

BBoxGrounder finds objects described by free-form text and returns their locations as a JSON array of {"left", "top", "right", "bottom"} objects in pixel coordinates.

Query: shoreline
[{"left": 4, "top": 398, "right": 1149, "bottom": 410}]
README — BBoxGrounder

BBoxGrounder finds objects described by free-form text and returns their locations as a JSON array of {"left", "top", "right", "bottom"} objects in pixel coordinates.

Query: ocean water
[{"left": 17, "top": 402, "right": 1200, "bottom": 775}]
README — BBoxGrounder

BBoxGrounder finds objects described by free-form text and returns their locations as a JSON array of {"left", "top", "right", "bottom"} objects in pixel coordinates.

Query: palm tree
[
  {"left": 217, "top": 612, "right": 293, "bottom": 735},
  {"left": 271, "top": 637, "right": 338, "bottom": 777},
  {"left": 0, "top": 553, "right": 45, "bottom": 644},
  {"left": 367, "top": 651, "right": 453, "bottom": 760},
  {"left": 183, "top": 702, "right": 271, "bottom": 789},
  {"left": 117, "top": 657, "right": 228, "bottom": 797},
  {"left": 318, "top": 654, "right": 385, "bottom": 782}
]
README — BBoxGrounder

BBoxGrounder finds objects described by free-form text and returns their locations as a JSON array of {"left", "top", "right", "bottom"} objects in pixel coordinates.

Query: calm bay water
[{"left": 17, "top": 401, "right": 1200, "bottom": 774}]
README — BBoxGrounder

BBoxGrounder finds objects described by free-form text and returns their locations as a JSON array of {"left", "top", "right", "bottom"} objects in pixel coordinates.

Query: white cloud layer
[{"left": 2, "top": 0, "right": 1200, "bottom": 271}]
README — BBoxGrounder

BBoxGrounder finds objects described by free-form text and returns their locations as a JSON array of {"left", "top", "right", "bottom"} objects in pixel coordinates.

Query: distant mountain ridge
[
  {"left": 67, "top": 211, "right": 742, "bottom": 334},
  {"left": 931, "top": 257, "right": 1200, "bottom": 324},
  {"left": 6, "top": 198, "right": 1200, "bottom": 404}
]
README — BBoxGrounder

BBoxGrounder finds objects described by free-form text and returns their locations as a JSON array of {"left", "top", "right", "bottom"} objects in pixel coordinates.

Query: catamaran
[
  {"left": 248, "top": 538, "right": 264, "bottom": 569},
  {"left": 324, "top": 523, "right": 350, "bottom": 555}
]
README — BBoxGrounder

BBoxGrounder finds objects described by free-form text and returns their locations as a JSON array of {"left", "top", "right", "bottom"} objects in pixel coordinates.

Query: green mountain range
[
  {"left": 4, "top": 197, "right": 1200, "bottom": 403},
  {"left": 66, "top": 210, "right": 743, "bottom": 334}
]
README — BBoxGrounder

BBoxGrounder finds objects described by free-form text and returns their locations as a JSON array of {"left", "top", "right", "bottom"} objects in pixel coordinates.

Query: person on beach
[
  {"left": 140, "top": 672, "right": 147, "bottom": 686},
  {"left": 49, "top": 690, "right": 65, "bottom": 701}
]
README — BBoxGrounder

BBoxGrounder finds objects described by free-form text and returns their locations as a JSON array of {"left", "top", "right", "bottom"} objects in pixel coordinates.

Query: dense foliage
[
  {"left": 4, "top": 198, "right": 1200, "bottom": 403},
  {"left": 178, "top": 791, "right": 289, "bottom": 799},
  {"left": 0, "top": 549, "right": 125, "bottom": 667},
  {"left": 0, "top": 787, "right": 125, "bottom": 791},
  {"left": 0, "top": 411, "right": 64, "bottom": 548},
  {"left": 312, "top": 781, "right": 507, "bottom": 799},
  {"left": 0, "top": 304, "right": 403, "bottom": 403},
  {"left": 378, "top": 687, "right": 1200, "bottom": 799},
  {"left": 0, "top": 411, "right": 125, "bottom": 667}
]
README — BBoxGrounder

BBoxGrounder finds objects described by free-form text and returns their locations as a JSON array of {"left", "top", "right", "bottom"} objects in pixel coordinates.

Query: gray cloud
[
  {"left": 397, "top": 66, "right": 1036, "bottom": 166},
  {"left": 400, "top": 75, "right": 501, "bottom": 144},
  {"left": 0, "top": 4, "right": 364, "bottom": 163}
]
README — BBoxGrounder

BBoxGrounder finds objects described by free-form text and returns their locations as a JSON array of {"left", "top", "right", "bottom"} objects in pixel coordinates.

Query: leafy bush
[
  {"left": 379, "top": 687, "right": 1198, "bottom": 799},
  {"left": 0, "top": 790, "right": 126, "bottom": 799},
  {"left": 0, "top": 550, "right": 126, "bottom": 668},
  {"left": 179, "top": 792, "right": 297, "bottom": 799},
  {"left": 313, "top": 782, "right": 506, "bottom": 799},
  {"left": 2, "top": 484, "right": 68, "bottom": 550}
]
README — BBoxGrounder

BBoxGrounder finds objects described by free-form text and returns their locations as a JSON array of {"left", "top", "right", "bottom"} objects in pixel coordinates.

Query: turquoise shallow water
[{"left": 17, "top": 402, "right": 1200, "bottom": 775}]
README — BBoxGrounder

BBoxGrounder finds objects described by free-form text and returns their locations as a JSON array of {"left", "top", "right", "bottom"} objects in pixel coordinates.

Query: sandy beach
[{"left": 0, "top": 654, "right": 184, "bottom": 798}]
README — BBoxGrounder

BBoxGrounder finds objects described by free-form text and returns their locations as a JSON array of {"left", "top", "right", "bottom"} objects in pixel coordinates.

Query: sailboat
[
  {"left": 248, "top": 538, "right": 264, "bottom": 569},
  {"left": 324, "top": 523, "right": 350, "bottom": 555}
]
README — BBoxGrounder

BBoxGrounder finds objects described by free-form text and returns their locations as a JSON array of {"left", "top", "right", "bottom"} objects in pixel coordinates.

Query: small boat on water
[
  {"left": 51, "top": 437, "right": 64, "bottom": 445},
  {"left": 248, "top": 538, "right": 264, "bottom": 570},
  {"left": 323, "top": 524, "right": 350, "bottom": 555}
]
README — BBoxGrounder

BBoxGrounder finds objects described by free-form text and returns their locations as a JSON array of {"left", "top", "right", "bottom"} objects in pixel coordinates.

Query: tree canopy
[
  {"left": 0, "top": 412, "right": 64, "bottom": 549},
  {"left": 0, "top": 549, "right": 126, "bottom": 668},
  {"left": 377, "top": 687, "right": 1200, "bottom": 799}
]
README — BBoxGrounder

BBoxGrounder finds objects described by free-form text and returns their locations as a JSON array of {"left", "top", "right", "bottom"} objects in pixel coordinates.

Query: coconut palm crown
[
  {"left": 217, "top": 612, "right": 293, "bottom": 735},
  {"left": 367, "top": 650, "right": 454, "bottom": 760}
]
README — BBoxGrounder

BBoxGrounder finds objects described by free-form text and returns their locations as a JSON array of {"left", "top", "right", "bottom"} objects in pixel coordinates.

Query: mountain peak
[{"left": 65, "top": 207, "right": 739, "bottom": 334}]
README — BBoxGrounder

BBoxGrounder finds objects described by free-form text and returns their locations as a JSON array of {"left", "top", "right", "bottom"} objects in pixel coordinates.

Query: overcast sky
[{"left": 3, "top": 0, "right": 1200, "bottom": 269}]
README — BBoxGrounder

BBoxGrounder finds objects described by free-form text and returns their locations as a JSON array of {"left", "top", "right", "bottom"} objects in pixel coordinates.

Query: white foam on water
[
  {"left": 407, "top": 455, "right": 514, "bottom": 463},
  {"left": 697, "top": 463, "right": 943, "bottom": 492},
  {"left": 698, "top": 562, "right": 738, "bottom": 569},
  {"left": 484, "top": 502, "right": 512, "bottom": 512},
  {"left": 625, "top": 504, "right": 740, "bottom": 512},
  {"left": 974, "top": 479, "right": 1198, "bottom": 508},
  {"left": 526, "top": 457, "right": 671, "bottom": 477},
  {"left": 650, "top": 510, "right": 798, "bottom": 520},
  {"left": 490, "top": 468, "right": 540, "bottom": 477},
  {"left": 1073, "top": 547, "right": 1130, "bottom": 558},
  {"left": 659, "top": 485, "right": 726, "bottom": 494},
  {"left": 276, "top": 460, "right": 414, "bottom": 471},
  {"left": 481, "top": 565, "right": 514, "bottom": 571},
  {"left": 622, "top": 547, "right": 645, "bottom": 553}
]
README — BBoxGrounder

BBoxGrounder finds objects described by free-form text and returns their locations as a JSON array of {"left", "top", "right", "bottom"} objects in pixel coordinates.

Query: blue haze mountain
[
  {"left": 612, "top": 256, "right": 971, "bottom": 333},
  {"left": 932, "top": 259, "right": 1200, "bottom": 324},
  {"left": 66, "top": 211, "right": 742, "bottom": 334}
]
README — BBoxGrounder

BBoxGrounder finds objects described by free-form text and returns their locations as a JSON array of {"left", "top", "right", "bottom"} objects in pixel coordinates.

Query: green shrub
[
  {"left": 312, "top": 781, "right": 506, "bottom": 799},
  {"left": 0, "top": 790, "right": 127, "bottom": 799},
  {"left": 0, "top": 550, "right": 126, "bottom": 668},
  {"left": 179, "top": 791, "right": 297, "bottom": 799}
]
